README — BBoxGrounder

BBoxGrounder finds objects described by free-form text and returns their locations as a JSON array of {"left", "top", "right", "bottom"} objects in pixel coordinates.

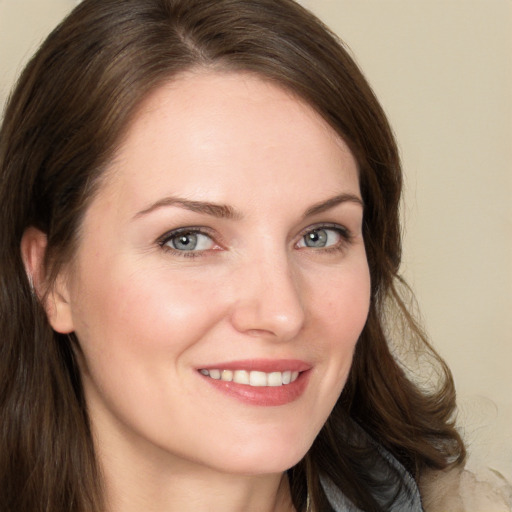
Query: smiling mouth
[{"left": 199, "top": 369, "right": 300, "bottom": 387}]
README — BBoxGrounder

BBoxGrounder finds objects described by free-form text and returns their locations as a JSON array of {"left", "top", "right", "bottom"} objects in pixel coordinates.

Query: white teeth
[
  {"left": 200, "top": 369, "right": 301, "bottom": 387},
  {"left": 233, "top": 370, "right": 250, "bottom": 385},
  {"left": 267, "top": 372, "right": 282, "bottom": 387},
  {"left": 209, "top": 369, "right": 221, "bottom": 380},
  {"left": 221, "top": 370, "right": 233, "bottom": 382},
  {"left": 249, "top": 371, "right": 267, "bottom": 387}
]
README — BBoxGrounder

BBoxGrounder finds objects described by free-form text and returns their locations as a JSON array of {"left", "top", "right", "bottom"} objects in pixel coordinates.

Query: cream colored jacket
[{"left": 421, "top": 466, "right": 512, "bottom": 512}]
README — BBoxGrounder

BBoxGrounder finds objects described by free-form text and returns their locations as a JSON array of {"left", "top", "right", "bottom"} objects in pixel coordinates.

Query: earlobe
[{"left": 20, "top": 227, "right": 75, "bottom": 334}]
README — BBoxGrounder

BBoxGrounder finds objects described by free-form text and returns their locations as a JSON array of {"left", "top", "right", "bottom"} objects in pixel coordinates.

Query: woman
[{"left": 0, "top": 0, "right": 465, "bottom": 510}]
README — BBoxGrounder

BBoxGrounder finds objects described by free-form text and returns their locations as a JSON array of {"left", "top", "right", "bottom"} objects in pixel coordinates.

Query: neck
[
  {"left": 95, "top": 423, "right": 295, "bottom": 512},
  {"left": 103, "top": 459, "right": 295, "bottom": 512}
]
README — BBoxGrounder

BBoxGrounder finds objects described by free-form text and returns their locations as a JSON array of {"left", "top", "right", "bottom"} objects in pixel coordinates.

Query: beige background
[{"left": 1, "top": 0, "right": 511, "bottom": 485}]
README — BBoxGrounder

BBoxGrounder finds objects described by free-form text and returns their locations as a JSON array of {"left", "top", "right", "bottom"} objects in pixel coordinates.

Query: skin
[{"left": 23, "top": 71, "right": 371, "bottom": 511}]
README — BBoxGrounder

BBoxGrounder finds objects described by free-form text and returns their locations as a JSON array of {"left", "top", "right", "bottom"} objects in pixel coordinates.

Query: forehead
[{"left": 99, "top": 70, "right": 359, "bottom": 214}]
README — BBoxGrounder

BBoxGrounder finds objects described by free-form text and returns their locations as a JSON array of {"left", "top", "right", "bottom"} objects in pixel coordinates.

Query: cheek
[
  {"left": 311, "top": 259, "right": 371, "bottom": 342},
  {"left": 303, "top": 257, "right": 371, "bottom": 406},
  {"left": 72, "top": 262, "right": 226, "bottom": 354},
  {"left": 68, "top": 262, "right": 232, "bottom": 436},
  {"left": 67, "top": 261, "right": 233, "bottom": 428}
]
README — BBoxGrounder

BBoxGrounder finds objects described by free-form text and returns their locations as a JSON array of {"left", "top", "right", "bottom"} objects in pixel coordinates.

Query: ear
[{"left": 20, "top": 227, "right": 75, "bottom": 334}]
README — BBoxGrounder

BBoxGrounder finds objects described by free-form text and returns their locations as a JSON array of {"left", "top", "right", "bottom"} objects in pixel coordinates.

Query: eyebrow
[
  {"left": 134, "top": 192, "right": 363, "bottom": 221},
  {"left": 134, "top": 196, "right": 242, "bottom": 220},
  {"left": 303, "top": 193, "right": 364, "bottom": 218}
]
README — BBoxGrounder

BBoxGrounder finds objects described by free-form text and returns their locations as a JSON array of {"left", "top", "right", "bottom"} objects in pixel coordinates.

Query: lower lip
[{"left": 199, "top": 371, "right": 310, "bottom": 406}]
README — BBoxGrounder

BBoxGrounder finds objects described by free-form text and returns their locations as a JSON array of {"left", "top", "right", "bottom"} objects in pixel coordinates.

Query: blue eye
[
  {"left": 161, "top": 230, "right": 215, "bottom": 252},
  {"left": 297, "top": 226, "right": 347, "bottom": 249}
]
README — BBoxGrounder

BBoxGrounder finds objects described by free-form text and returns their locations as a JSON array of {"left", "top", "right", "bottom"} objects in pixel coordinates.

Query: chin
[{"left": 202, "top": 438, "right": 312, "bottom": 476}]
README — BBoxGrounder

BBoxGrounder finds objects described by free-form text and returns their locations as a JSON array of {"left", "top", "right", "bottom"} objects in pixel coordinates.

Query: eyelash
[
  {"left": 157, "top": 223, "right": 353, "bottom": 259},
  {"left": 299, "top": 223, "right": 353, "bottom": 254},
  {"left": 157, "top": 227, "right": 219, "bottom": 258}
]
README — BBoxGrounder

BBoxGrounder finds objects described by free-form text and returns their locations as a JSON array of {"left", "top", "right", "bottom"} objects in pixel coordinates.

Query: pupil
[
  {"left": 306, "top": 229, "right": 327, "bottom": 247},
  {"left": 172, "top": 233, "right": 197, "bottom": 250}
]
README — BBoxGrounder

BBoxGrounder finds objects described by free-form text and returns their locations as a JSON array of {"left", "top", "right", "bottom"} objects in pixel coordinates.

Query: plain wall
[
  {"left": 302, "top": 0, "right": 512, "bottom": 482},
  {"left": 1, "top": 0, "right": 511, "bottom": 483}
]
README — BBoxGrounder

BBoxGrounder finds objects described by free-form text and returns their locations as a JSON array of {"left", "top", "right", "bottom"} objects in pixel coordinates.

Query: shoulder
[{"left": 420, "top": 466, "right": 512, "bottom": 512}]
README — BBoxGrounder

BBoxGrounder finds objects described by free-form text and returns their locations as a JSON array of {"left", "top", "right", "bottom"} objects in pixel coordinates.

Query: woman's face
[{"left": 56, "top": 71, "right": 370, "bottom": 475}]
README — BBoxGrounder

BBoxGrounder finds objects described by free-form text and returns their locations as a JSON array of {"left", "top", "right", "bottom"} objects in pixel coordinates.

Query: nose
[{"left": 229, "top": 251, "right": 306, "bottom": 341}]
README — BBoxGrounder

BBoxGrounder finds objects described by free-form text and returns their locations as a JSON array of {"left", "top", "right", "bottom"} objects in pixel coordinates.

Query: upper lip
[{"left": 197, "top": 359, "right": 311, "bottom": 373}]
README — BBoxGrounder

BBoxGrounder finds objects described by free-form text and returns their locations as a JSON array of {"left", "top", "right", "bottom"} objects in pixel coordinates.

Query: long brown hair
[{"left": 0, "top": 0, "right": 464, "bottom": 510}]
